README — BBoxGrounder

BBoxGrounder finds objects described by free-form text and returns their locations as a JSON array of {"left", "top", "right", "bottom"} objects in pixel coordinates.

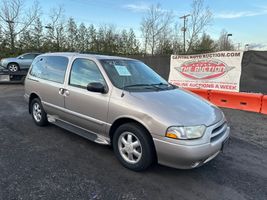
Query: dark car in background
[{"left": 0, "top": 53, "right": 40, "bottom": 72}]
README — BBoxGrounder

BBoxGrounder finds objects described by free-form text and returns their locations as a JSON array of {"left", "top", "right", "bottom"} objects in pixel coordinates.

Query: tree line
[
  {"left": 140, "top": 1, "right": 235, "bottom": 55},
  {"left": 0, "top": 0, "right": 235, "bottom": 59}
]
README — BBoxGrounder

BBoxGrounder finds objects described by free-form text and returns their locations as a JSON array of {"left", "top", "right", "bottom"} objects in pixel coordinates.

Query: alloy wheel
[
  {"left": 118, "top": 132, "right": 142, "bottom": 164},
  {"left": 32, "top": 102, "right": 42, "bottom": 122},
  {"left": 9, "top": 64, "right": 18, "bottom": 72}
]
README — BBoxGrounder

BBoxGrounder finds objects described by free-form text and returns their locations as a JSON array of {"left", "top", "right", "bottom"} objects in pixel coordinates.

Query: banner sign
[{"left": 169, "top": 51, "right": 243, "bottom": 92}]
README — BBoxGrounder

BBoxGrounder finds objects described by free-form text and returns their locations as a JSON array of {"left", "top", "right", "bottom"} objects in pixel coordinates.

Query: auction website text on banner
[{"left": 168, "top": 51, "right": 243, "bottom": 92}]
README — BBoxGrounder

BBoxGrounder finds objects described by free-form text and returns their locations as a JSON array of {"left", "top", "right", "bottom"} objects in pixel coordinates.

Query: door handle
[
  {"left": 59, "top": 88, "right": 65, "bottom": 95},
  {"left": 59, "top": 88, "right": 70, "bottom": 97}
]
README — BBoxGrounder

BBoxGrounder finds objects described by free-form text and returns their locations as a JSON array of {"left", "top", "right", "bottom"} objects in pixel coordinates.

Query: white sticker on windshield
[{"left": 114, "top": 65, "right": 131, "bottom": 76}]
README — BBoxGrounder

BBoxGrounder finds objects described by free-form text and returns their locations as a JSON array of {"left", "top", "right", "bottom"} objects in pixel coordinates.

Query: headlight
[{"left": 166, "top": 125, "right": 206, "bottom": 140}]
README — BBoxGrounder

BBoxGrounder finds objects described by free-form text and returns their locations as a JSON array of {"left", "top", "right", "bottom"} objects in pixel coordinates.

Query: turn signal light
[{"left": 166, "top": 132, "right": 178, "bottom": 139}]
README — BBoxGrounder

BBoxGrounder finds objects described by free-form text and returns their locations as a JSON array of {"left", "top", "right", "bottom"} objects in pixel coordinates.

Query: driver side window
[
  {"left": 69, "top": 58, "right": 105, "bottom": 89},
  {"left": 22, "top": 54, "right": 36, "bottom": 59}
]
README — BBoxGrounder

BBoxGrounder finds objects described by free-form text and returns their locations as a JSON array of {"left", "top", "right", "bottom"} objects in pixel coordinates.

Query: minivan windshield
[{"left": 100, "top": 59, "right": 174, "bottom": 91}]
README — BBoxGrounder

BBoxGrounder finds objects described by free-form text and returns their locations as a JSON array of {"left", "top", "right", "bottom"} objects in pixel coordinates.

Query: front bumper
[{"left": 153, "top": 119, "right": 230, "bottom": 169}]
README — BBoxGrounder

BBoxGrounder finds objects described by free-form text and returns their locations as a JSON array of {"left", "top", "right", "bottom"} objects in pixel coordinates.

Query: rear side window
[
  {"left": 30, "top": 56, "right": 68, "bottom": 83},
  {"left": 22, "top": 54, "right": 38, "bottom": 59},
  {"left": 69, "top": 58, "right": 105, "bottom": 88}
]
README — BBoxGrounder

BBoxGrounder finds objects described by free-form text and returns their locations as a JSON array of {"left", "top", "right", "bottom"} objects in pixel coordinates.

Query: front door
[
  {"left": 19, "top": 54, "right": 36, "bottom": 68},
  {"left": 64, "top": 58, "right": 110, "bottom": 135}
]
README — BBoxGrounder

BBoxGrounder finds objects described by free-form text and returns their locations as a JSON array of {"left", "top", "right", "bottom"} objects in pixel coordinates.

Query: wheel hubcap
[
  {"left": 9, "top": 64, "right": 18, "bottom": 72},
  {"left": 32, "top": 103, "right": 42, "bottom": 122},
  {"left": 118, "top": 132, "right": 142, "bottom": 164}
]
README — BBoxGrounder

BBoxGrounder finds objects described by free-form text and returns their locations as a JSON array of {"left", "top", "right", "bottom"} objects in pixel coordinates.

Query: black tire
[
  {"left": 112, "top": 123, "right": 155, "bottom": 171},
  {"left": 7, "top": 63, "right": 19, "bottom": 72},
  {"left": 30, "top": 98, "right": 48, "bottom": 126}
]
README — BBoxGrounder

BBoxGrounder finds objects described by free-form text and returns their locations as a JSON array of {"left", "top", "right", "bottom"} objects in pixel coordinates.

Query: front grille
[{"left": 210, "top": 122, "right": 227, "bottom": 142}]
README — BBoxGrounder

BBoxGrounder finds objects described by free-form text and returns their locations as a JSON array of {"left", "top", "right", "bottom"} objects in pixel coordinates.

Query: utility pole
[{"left": 180, "top": 14, "right": 190, "bottom": 54}]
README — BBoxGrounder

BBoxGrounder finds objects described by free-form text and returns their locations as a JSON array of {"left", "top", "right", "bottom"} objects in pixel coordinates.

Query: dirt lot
[{"left": 0, "top": 84, "right": 266, "bottom": 200}]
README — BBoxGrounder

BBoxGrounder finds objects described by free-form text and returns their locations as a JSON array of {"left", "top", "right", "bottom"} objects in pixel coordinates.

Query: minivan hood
[{"left": 129, "top": 88, "right": 223, "bottom": 127}]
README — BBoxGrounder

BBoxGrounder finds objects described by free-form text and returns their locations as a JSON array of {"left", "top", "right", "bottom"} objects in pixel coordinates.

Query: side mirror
[
  {"left": 87, "top": 82, "right": 106, "bottom": 93},
  {"left": 18, "top": 56, "right": 23, "bottom": 59}
]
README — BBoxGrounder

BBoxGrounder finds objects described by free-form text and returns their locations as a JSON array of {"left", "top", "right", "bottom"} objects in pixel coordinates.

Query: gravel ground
[{"left": 0, "top": 84, "right": 266, "bottom": 200}]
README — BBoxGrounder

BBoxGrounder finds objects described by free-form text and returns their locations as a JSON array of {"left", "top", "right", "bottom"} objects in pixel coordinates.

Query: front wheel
[
  {"left": 112, "top": 123, "right": 155, "bottom": 171},
  {"left": 30, "top": 98, "right": 48, "bottom": 126}
]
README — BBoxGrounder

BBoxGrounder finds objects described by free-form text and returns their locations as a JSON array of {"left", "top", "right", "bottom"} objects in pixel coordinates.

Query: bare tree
[
  {"left": 171, "top": 23, "right": 183, "bottom": 54},
  {"left": 0, "top": 0, "right": 39, "bottom": 52},
  {"left": 140, "top": 20, "right": 150, "bottom": 54},
  {"left": 0, "top": 25, "right": 9, "bottom": 58},
  {"left": 44, "top": 6, "right": 66, "bottom": 51},
  {"left": 186, "top": 0, "right": 212, "bottom": 53},
  {"left": 140, "top": 4, "right": 173, "bottom": 55},
  {"left": 216, "top": 29, "right": 235, "bottom": 51},
  {"left": 0, "top": 26, "right": 4, "bottom": 48}
]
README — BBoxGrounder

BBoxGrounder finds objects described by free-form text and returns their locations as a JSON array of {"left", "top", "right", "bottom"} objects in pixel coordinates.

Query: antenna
[{"left": 121, "top": 76, "right": 125, "bottom": 97}]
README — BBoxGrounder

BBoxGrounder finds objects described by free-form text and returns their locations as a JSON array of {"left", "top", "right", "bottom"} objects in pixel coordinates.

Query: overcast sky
[{"left": 29, "top": 0, "right": 267, "bottom": 50}]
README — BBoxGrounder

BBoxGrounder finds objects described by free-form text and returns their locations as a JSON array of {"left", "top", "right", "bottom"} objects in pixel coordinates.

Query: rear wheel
[
  {"left": 30, "top": 98, "right": 48, "bottom": 126},
  {"left": 113, "top": 123, "right": 155, "bottom": 171},
  {"left": 8, "top": 63, "right": 19, "bottom": 72}
]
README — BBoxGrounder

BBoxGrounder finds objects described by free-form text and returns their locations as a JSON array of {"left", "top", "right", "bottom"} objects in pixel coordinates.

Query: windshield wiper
[
  {"left": 124, "top": 84, "right": 154, "bottom": 88},
  {"left": 124, "top": 83, "right": 170, "bottom": 91},
  {"left": 150, "top": 82, "right": 169, "bottom": 86},
  {"left": 121, "top": 83, "right": 172, "bottom": 97},
  {"left": 124, "top": 82, "right": 170, "bottom": 88}
]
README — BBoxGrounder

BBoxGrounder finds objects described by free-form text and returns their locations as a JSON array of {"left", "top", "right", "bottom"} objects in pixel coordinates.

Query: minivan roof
[{"left": 40, "top": 52, "right": 137, "bottom": 61}]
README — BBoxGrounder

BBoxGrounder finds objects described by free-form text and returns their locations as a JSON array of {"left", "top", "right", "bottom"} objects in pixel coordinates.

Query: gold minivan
[{"left": 25, "top": 53, "right": 230, "bottom": 171}]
